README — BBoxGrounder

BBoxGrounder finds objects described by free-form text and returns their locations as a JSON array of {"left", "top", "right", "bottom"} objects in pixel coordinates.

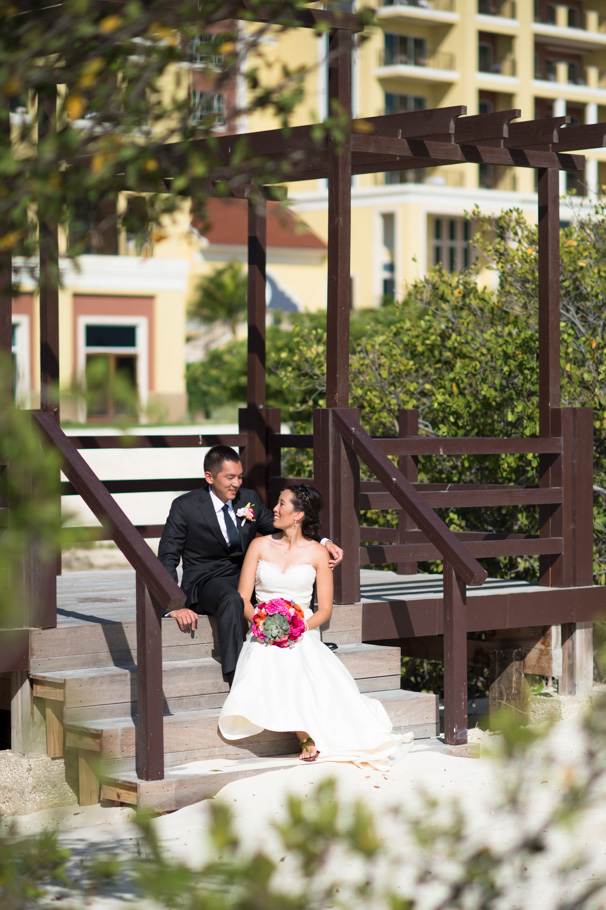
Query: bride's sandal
[{"left": 299, "top": 737, "right": 320, "bottom": 762}]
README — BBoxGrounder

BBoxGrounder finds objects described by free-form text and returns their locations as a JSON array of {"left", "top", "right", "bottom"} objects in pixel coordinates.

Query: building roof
[{"left": 192, "top": 197, "right": 326, "bottom": 250}]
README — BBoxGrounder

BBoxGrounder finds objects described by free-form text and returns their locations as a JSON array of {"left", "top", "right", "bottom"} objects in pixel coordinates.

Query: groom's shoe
[{"left": 324, "top": 642, "right": 338, "bottom": 651}]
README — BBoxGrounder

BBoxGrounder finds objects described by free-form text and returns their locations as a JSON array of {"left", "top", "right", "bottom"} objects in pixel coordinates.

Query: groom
[{"left": 158, "top": 444, "right": 343, "bottom": 685}]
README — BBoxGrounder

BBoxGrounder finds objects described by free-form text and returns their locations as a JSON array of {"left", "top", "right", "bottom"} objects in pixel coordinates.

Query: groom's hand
[
  {"left": 167, "top": 607, "right": 198, "bottom": 631},
  {"left": 324, "top": 540, "right": 344, "bottom": 569}
]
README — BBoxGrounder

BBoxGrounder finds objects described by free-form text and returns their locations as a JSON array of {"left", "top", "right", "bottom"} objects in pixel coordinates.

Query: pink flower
[{"left": 264, "top": 598, "right": 288, "bottom": 615}]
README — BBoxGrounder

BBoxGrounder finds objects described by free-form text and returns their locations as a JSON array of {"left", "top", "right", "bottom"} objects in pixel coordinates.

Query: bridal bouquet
[{"left": 252, "top": 598, "right": 306, "bottom": 648}]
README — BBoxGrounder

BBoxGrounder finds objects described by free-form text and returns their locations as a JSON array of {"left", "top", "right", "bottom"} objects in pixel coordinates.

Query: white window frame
[
  {"left": 11, "top": 314, "right": 31, "bottom": 406},
  {"left": 191, "top": 91, "right": 225, "bottom": 126},
  {"left": 77, "top": 315, "right": 148, "bottom": 423},
  {"left": 374, "top": 209, "right": 400, "bottom": 306},
  {"left": 430, "top": 216, "right": 471, "bottom": 273}
]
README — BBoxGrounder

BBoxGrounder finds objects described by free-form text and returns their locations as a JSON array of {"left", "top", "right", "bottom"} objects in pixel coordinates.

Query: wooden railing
[
  {"left": 268, "top": 406, "right": 593, "bottom": 587},
  {"left": 264, "top": 404, "right": 594, "bottom": 743},
  {"left": 33, "top": 411, "right": 186, "bottom": 781}
]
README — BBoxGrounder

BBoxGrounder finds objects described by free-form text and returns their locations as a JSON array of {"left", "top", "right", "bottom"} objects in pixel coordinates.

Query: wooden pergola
[{"left": 2, "top": 7, "right": 606, "bottom": 783}]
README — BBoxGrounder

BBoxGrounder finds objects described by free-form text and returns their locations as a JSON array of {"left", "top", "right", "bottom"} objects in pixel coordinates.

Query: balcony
[
  {"left": 376, "top": 0, "right": 458, "bottom": 26},
  {"left": 535, "top": 60, "right": 585, "bottom": 85},
  {"left": 378, "top": 47, "right": 457, "bottom": 82},
  {"left": 478, "top": 56, "right": 517, "bottom": 77},
  {"left": 533, "top": 60, "right": 606, "bottom": 94},
  {"left": 478, "top": 0, "right": 516, "bottom": 17},
  {"left": 533, "top": 7, "right": 606, "bottom": 51}
]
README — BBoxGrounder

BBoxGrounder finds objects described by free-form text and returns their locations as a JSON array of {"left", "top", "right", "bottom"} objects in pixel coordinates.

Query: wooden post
[
  {"left": 265, "top": 406, "right": 282, "bottom": 505},
  {"left": 135, "top": 574, "right": 164, "bottom": 780},
  {"left": 37, "top": 85, "right": 60, "bottom": 416},
  {"left": 326, "top": 28, "right": 352, "bottom": 408},
  {"left": 10, "top": 671, "right": 46, "bottom": 755},
  {"left": 489, "top": 648, "right": 528, "bottom": 726},
  {"left": 443, "top": 564, "right": 467, "bottom": 745},
  {"left": 561, "top": 407, "right": 594, "bottom": 695},
  {"left": 537, "top": 167, "right": 561, "bottom": 586},
  {"left": 397, "top": 409, "right": 419, "bottom": 575},
  {"left": 15, "top": 437, "right": 57, "bottom": 629},
  {"left": 313, "top": 408, "right": 360, "bottom": 604},
  {"left": 241, "top": 195, "right": 268, "bottom": 495}
]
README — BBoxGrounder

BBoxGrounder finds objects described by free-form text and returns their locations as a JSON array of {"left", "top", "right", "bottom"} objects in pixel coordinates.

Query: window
[
  {"left": 123, "top": 196, "right": 152, "bottom": 256},
  {"left": 479, "top": 163, "right": 495, "bottom": 188},
  {"left": 385, "top": 168, "right": 426, "bottom": 185},
  {"left": 384, "top": 94, "right": 426, "bottom": 184},
  {"left": 385, "top": 92, "right": 426, "bottom": 115},
  {"left": 431, "top": 217, "right": 471, "bottom": 272},
  {"left": 478, "top": 42, "right": 494, "bottom": 72},
  {"left": 191, "top": 91, "right": 225, "bottom": 126},
  {"left": 69, "top": 198, "right": 118, "bottom": 255},
  {"left": 545, "top": 58, "right": 558, "bottom": 81},
  {"left": 189, "top": 33, "right": 224, "bottom": 68},
  {"left": 568, "top": 6, "right": 580, "bottom": 28},
  {"left": 379, "top": 212, "right": 396, "bottom": 302},
  {"left": 79, "top": 319, "right": 147, "bottom": 421},
  {"left": 384, "top": 34, "right": 427, "bottom": 67}
]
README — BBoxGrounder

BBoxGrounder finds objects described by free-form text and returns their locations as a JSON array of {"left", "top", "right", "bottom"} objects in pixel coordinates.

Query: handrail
[
  {"left": 332, "top": 410, "right": 487, "bottom": 587},
  {"left": 33, "top": 410, "right": 186, "bottom": 781},
  {"left": 33, "top": 411, "right": 185, "bottom": 612}
]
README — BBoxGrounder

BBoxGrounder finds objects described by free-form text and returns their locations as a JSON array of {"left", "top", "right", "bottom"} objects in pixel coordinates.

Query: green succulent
[{"left": 263, "top": 613, "right": 290, "bottom": 642}]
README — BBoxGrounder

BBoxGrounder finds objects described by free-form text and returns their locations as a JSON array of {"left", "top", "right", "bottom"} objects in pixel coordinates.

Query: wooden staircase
[{"left": 28, "top": 570, "right": 438, "bottom": 811}]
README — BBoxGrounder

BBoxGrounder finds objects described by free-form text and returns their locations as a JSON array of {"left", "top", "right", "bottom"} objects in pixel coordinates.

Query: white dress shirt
[{"left": 210, "top": 489, "right": 240, "bottom": 546}]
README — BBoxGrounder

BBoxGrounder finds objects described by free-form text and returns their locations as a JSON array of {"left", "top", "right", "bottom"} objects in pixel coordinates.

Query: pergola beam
[
  {"left": 454, "top": 109, "right": 521, "bottom": 144},
  {"left": 347, "top": 134, "right": 584, "bottom": 171},
  {"left": 505, "top": 116, "right": 570, "bottom": 148}
]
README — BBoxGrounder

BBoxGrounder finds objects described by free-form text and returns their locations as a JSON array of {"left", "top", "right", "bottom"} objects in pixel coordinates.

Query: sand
[{"left": 5, "top": 708, "right": 606, "bottom": 909}]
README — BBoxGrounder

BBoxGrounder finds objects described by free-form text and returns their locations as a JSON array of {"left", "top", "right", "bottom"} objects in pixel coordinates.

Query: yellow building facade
[
  {"left": 11, "top": 2, "right": 606, "bottom": 420},
  {"left": 287, "top": 0, "right": 606, "bottom": 307}
]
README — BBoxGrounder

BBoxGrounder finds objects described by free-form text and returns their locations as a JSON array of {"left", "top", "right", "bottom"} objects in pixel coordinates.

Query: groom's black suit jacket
[{"left": 158, "top": 485, "right": 276, "bottom": 610}]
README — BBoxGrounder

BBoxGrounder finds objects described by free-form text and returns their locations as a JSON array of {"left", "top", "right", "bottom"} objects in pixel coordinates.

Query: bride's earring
[{"left": 294, "top": 518, "right": 298, "bottom": 527}]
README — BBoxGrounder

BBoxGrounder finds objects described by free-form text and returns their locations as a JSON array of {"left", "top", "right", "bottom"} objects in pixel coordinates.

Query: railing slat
[
  {"left": 374, "top": 437, "right": 563, "bottom": 456},
  {"left": 69, "top": 433, "right": 246, "bottom": 449},
  {"left": 359, "top": 487, "right": 563, "bottom": 510},
  {"left": 361, "top": 537, "right": 563, "bottom": 564}
]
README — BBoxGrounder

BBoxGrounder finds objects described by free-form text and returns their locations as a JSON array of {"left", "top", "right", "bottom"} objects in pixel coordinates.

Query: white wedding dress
[{"left": 218, "top": 559, "right": 414, "bottom": 769}]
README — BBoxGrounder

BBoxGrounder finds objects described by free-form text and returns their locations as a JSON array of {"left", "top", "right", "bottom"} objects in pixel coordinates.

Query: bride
[{"left": 218, "top": 484, "right": 414, "bottom": 768}]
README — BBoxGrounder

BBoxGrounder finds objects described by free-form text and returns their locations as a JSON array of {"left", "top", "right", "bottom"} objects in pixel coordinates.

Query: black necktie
[{"left": 222, "top": 503, "right": 240, "bottom": 549}]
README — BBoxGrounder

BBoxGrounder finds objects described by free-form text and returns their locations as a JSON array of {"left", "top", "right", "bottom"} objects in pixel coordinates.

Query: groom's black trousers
[{"left": 193, "top": 575, "right": 245, "bottom": 682}]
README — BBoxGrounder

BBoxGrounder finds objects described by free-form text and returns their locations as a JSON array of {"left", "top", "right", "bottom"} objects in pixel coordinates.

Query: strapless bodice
[{"left": 255, "top": 559, "right": 316, "bottom": 614}]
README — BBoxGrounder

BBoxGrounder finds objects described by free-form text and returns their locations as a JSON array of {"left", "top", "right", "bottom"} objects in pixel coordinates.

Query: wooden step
[
  {"left": 101, "top": 754, "right": 307, "bottom": 811},
  {"left": 64, "top": 688, "right": 438, "bottom": 763},
  {"left": 30, "top": 603, "right": 363, "bottom": 673},
  {"left": 31, "top": 643, "right": 402, "bottom": 720},
  {"left": 88, "top": 688, "right": 438, "bottom": 811}
]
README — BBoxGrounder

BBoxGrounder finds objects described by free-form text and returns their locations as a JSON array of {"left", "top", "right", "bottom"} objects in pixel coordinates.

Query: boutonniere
[{"left": 236, "top": 502, "right": 256, "bottom": 525}]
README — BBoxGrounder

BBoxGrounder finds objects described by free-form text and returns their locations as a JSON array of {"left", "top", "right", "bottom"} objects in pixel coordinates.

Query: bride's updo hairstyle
[{"left": 285, "top": 484, "right": 322, "bottom": 540}]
